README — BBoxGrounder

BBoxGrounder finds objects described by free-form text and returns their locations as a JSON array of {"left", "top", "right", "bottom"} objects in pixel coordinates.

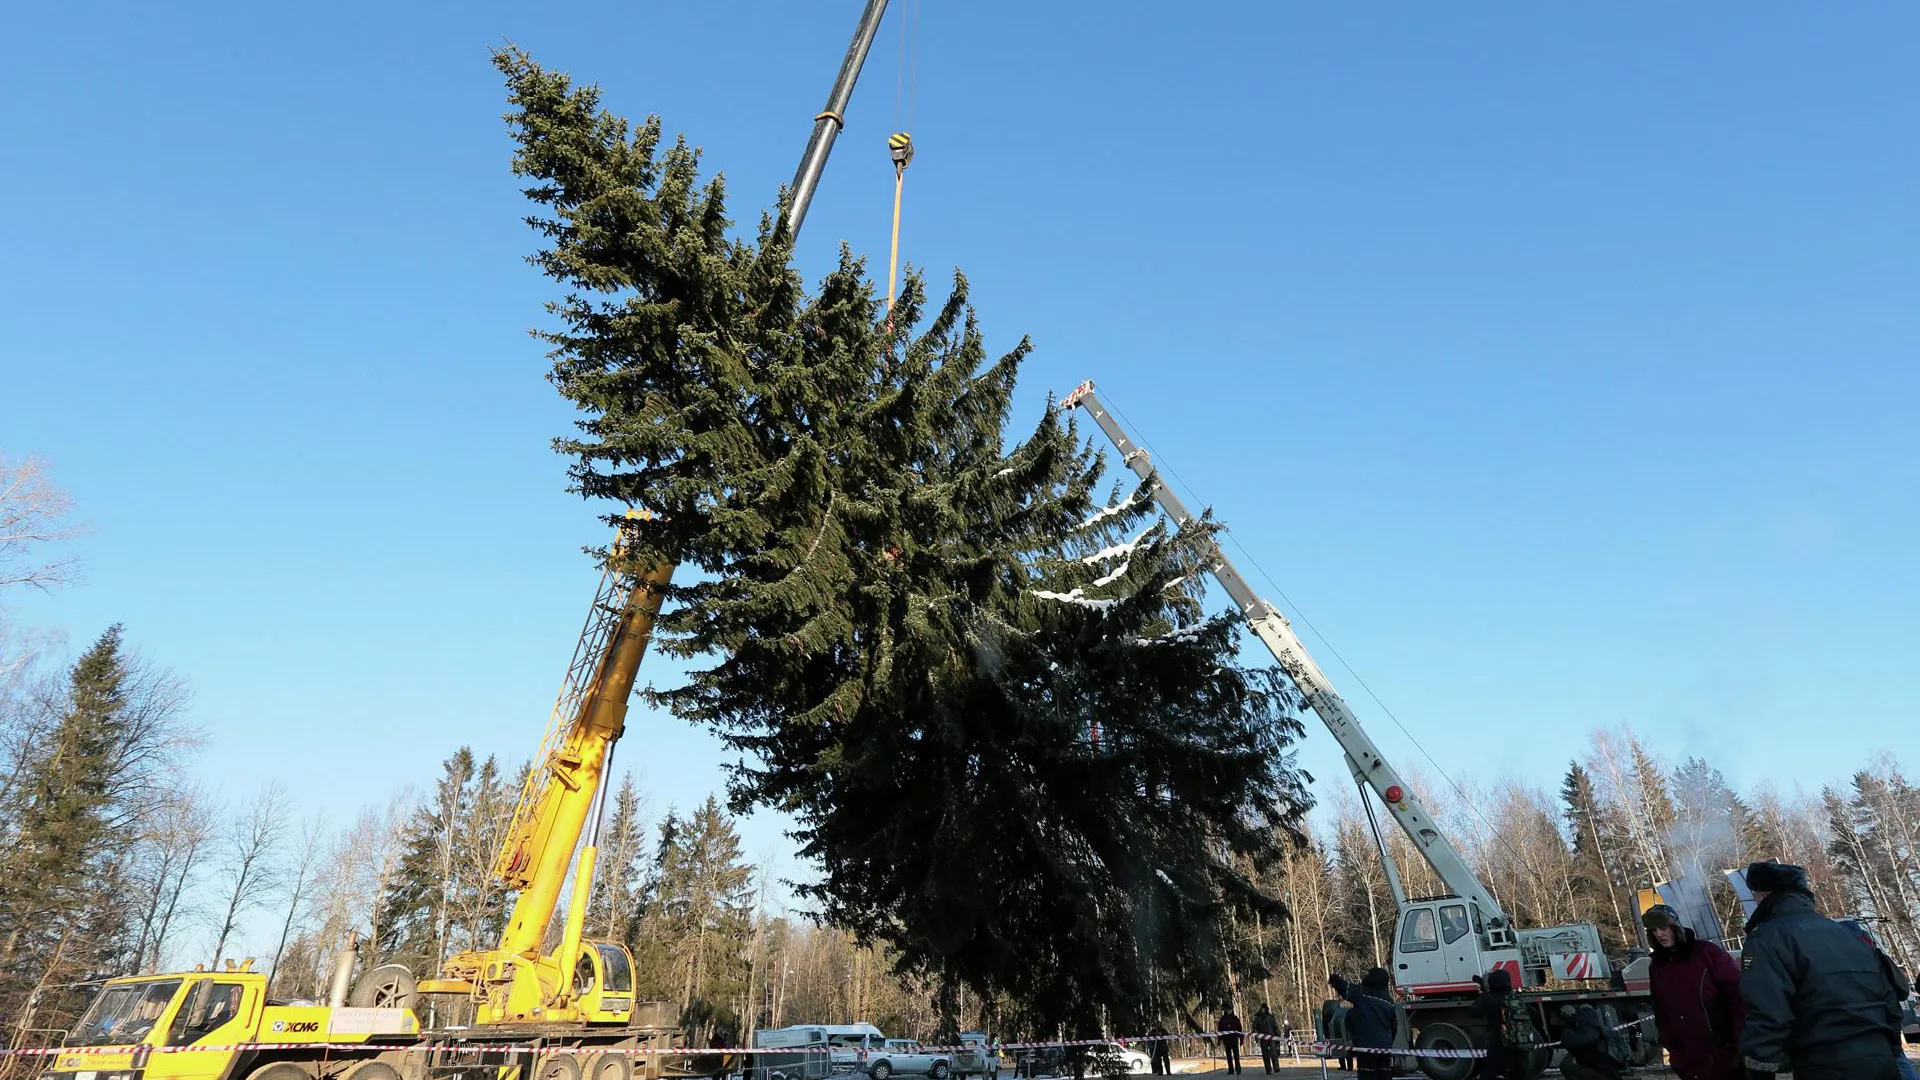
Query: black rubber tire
[
  {"left": 1519, "top": 1047, "right": 1552, "bottom": 1079},
  {"left": 540, "top": 1054, "right": 584, "bottom": 1080},
  {"left": 348, "top": 964, "right": 419, "bottom": 1012},
  {"left": 344, "top": 1064, "right": 401, "bottom": 1080},
  {"left": 245, "top": 1064, "right": 315, "bottom": 1080},
  {"left": 590, "top": 1053, "right": 635, "bottom": 1080},
  {"left": 1412, "top": 1022, "right": 1476, "bottom": 1080},
  {"left": 870, "top": 1063, "right": 892, "bottom": 1080},
  {"left": 931, "top": 1064, "right": 951, "bottom": 1080}
]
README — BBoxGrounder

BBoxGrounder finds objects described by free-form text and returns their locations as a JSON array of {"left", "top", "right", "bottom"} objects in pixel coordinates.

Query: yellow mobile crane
[{"left": 31, "top": 6, "right": 896, "bottom": 1080}]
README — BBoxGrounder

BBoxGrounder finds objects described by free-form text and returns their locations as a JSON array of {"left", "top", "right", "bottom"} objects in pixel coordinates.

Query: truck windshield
[
  {"left": 69, "top": 981, "right": 183, "bottom": 1046},
  {"left": 595, "top": 944, "right": 633, "bottom": 993}
]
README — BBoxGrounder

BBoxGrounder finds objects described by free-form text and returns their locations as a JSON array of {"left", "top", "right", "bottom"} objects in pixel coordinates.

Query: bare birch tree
[
  {"left": 130, "top": 788, "right": 216, "bottom": 972},
  {"left": 269, "top": 812, "right": 328, "bottom": 992},
  {"left": 208, "top": 783, "right": 289, "bottom": 967}
]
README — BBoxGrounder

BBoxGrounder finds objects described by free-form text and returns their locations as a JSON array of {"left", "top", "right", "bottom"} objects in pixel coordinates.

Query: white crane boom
[{"left": 1062, "top": 380, "right": 1518, "bottom": 946}]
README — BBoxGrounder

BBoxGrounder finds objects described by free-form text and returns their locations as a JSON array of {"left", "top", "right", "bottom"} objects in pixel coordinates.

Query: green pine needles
[{"left": 498, "top": 48, "right": 1313, "bottom": 1036}]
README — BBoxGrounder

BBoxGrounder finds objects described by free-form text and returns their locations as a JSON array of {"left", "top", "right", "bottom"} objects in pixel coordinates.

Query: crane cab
[
  {"left": 571, "top": 940, "right": 638, "bottom": 1023},
  {"left": 1393, "top": 900, "right": 1522, "bottom": 995}
]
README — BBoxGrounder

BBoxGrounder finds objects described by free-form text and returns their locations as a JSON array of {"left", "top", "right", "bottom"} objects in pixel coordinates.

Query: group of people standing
[
  {"left": 1210, "top": 1003, "right": 1286, "bottom": 1075},
  {"left": 1213, "top": 860, "right": 1913, "bottom": 1080},
  {"left": 1639, "top": 860, "right": 1914, "bottom": 1080},
  {"left": 1486, "top": 860, "right": 1914, "bottom": 1080}
]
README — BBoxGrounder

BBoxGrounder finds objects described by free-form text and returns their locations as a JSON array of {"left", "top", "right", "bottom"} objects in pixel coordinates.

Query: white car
[
  {"left": 1086, "top": 1043, "right": 1151, "bottom": 1075},
  {"left": 866, "top": 1039, "right": 955, "bottom": 1080}
]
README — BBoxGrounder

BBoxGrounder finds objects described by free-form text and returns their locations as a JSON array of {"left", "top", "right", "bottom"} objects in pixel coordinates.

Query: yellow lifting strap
[{"left": 886, "top": 132, "right": 914, "bottom": 318}]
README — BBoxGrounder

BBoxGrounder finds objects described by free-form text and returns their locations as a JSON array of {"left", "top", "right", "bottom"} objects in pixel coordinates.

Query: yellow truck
[
  {"left": 32, "top": 519, "right": 733, "bottom": 1080},
  {"left": 34, "top": 958, "right": 719, "bottom": 1080}
]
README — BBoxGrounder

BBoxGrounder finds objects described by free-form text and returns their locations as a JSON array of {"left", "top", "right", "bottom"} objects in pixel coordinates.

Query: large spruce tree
[
  {"left": 0, "top": 627, "right": 151, "bottom": 1022},
  {"left": 497, "top": 49, "right": 1312, "bottom": 1035}
]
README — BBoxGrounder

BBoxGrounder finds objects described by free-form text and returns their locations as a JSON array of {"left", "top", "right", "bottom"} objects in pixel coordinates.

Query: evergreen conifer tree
[
  {"left": 1560, "top": 762, "right": 1631, "bottom": 949},
  {"left": 382, "top": 749, "right": 477, "bottom": 970},
  {"left": 589, "top": 772, "right": 649, "bottom": 942},
  {"left": 654, "top": 796, "right": 753, "bottom": 1035},
  {"left": 0, "top": 627, "right": 149, "bottom": 1021},
  {"left": 451, "top": 754, "right": 517, "bottom": 953},
  {"left": 496, "top": 49, "right": 1312, "bottom": 1036}
]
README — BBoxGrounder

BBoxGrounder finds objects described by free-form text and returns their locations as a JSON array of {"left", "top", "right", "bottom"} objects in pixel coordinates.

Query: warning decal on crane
[{"left": 1550, "top": 951, "right": 1601, "bottom": 981}]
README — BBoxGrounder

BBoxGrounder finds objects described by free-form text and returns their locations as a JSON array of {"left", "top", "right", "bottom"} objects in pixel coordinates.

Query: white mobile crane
[{"left": 1062, "top": 382, "right": 1658, "bottom": 1079}]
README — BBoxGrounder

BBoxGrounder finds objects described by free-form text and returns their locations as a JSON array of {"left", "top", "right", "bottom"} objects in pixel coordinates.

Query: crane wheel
[
  {"left": 245, "top": 1064, "right": 315, "bottom": 1080},
  {"left": 1411, "top": 1022, "right": 1475, "bottom": 1080},
  {"left": 539, "top": 1053, "right": 585, "bottom": 1080},
  {"left": 348, "top": 964, "right": 419, "bottom": 1011},
  {"left": 589, "top": 1052, "right": 634, "bottom": 1080},
  {"left": 343, "top": 1064, "right": 402, "bottom": 1080}
]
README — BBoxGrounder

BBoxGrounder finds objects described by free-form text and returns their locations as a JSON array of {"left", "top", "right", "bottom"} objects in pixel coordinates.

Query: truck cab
[
  {"left": 1393, "top": 899, "right": 1521, "bottom": 995},
  {"left": 42, "top": 969, "right": 417, "bottom": 1080}
]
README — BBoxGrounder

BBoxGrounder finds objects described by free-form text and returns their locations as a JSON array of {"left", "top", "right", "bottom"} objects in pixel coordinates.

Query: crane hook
[{"left": 886, "top": 132, "right": 915, "bottom": 322}]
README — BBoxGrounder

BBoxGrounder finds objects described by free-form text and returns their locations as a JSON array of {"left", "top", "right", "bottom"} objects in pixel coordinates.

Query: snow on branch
[
  {"left": 1031, "top": 587, "right": 1118, "bottom": 611},
  {"left": 1092, "top": 561, "right": 1129, "bottom": 587},
  {"left": 1079, "top": 491, "right": 1146, "bottom": 529},
  {"left": 1133, "top": 623, "right": 1211, "bottom": 646},
  {"left": 1080, "top": 522, "right": 1155, "bottom": 565}
]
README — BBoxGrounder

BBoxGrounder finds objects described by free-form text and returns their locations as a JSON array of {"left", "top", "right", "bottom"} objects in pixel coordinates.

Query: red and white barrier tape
[{"left": 3, "top": 1017, "right": 1647, "bottom": 1063}]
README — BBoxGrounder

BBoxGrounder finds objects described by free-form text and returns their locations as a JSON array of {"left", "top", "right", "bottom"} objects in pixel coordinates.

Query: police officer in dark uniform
[{"left": 1738, "top": 861, "right": 1905, "bottom": 1080}]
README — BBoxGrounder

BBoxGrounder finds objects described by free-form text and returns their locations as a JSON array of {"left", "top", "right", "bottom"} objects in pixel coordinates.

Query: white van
[{"left": 753, "top": 1024, "right": 889, "bottom": 1080}]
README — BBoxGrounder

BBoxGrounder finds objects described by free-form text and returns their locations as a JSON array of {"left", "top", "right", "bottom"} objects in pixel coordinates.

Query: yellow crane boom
[{"left": 434, "top": 513, "right": 674, "bottom": 1024}]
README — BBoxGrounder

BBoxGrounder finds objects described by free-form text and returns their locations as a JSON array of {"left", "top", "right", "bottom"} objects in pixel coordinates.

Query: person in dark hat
[
  {"left": 1328, "top": 969, "right": 1397, "bottom": 1080},
  {"left": 1474, "top": 967, "right": 1527, "bottom": 1080},
  {"left": 1739, "top": 861, "right": 1905, "bottom": 1080},
  {"left": 1217, "top": 1006, "right": 1244, "bottom": 1075},
  {"left": 1250, "top": 1004, "right": 1282, "bottom": 1074},
  {"left": 1643, "top": 902, "right": 1744, "bottom": 1080}
]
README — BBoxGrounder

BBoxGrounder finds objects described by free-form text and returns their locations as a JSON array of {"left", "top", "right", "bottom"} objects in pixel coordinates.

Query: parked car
[
  {"left": 1086, "top": 1043, "right": 1151, "bottom": 1075},
  {"left": 866, "top": 1039, "right": 954, "bottom": 1080},
  {"left": 953, "top": 1033, "right": 1003, "bottom": 1079},
  {"left": 1012, "top": 1043, "right": 1148, "bottom": 1078},
  {"left": 1012, "top": 1046, "right": 1060, "bottom": 1079}
]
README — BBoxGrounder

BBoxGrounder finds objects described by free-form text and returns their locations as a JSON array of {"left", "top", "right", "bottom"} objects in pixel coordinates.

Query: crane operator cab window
[
  {"left": 595, "top": 943, "right": 634, "bottom": 994},
  {"left": 1400, "top": 908, "right": 1439, "bottom": 953},
  {"left": 576, "top": 942, "right": 636, "bottom": 1021},
  {"left": 1440, "top": 904, "right": 1471, "bottom": 945}
]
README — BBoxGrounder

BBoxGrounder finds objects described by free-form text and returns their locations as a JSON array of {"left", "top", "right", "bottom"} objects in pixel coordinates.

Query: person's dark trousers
[
  {"left": 1480, "top": 1047, "right": 1525, "bottom": 1080},
  {"left": 1258, "top": 1040, "right": 1278, "bottom": 1074},
  {"left": 1795, "top": 1055, "right": 1900, "bottom": 1080},
  {"left": 1559, "top": 1063, "right": 1620, "bottom": 1080},
  {"left": 1353, "top": 1052, "right": 1390, "bottom": 1080},
  {"left": 1222, "top": 1043, "right": 1240, "bottom": 1074}
]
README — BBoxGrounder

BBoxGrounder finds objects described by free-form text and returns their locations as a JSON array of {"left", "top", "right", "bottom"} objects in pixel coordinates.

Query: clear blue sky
[{"left": 5, "top": 0, "right": 1918, "bottom": 919}]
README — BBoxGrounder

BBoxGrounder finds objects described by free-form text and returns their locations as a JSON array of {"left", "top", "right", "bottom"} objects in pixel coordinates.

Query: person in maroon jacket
[{"left": 1644, "top": 904, "right": 1746, "bottom": 1080}]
